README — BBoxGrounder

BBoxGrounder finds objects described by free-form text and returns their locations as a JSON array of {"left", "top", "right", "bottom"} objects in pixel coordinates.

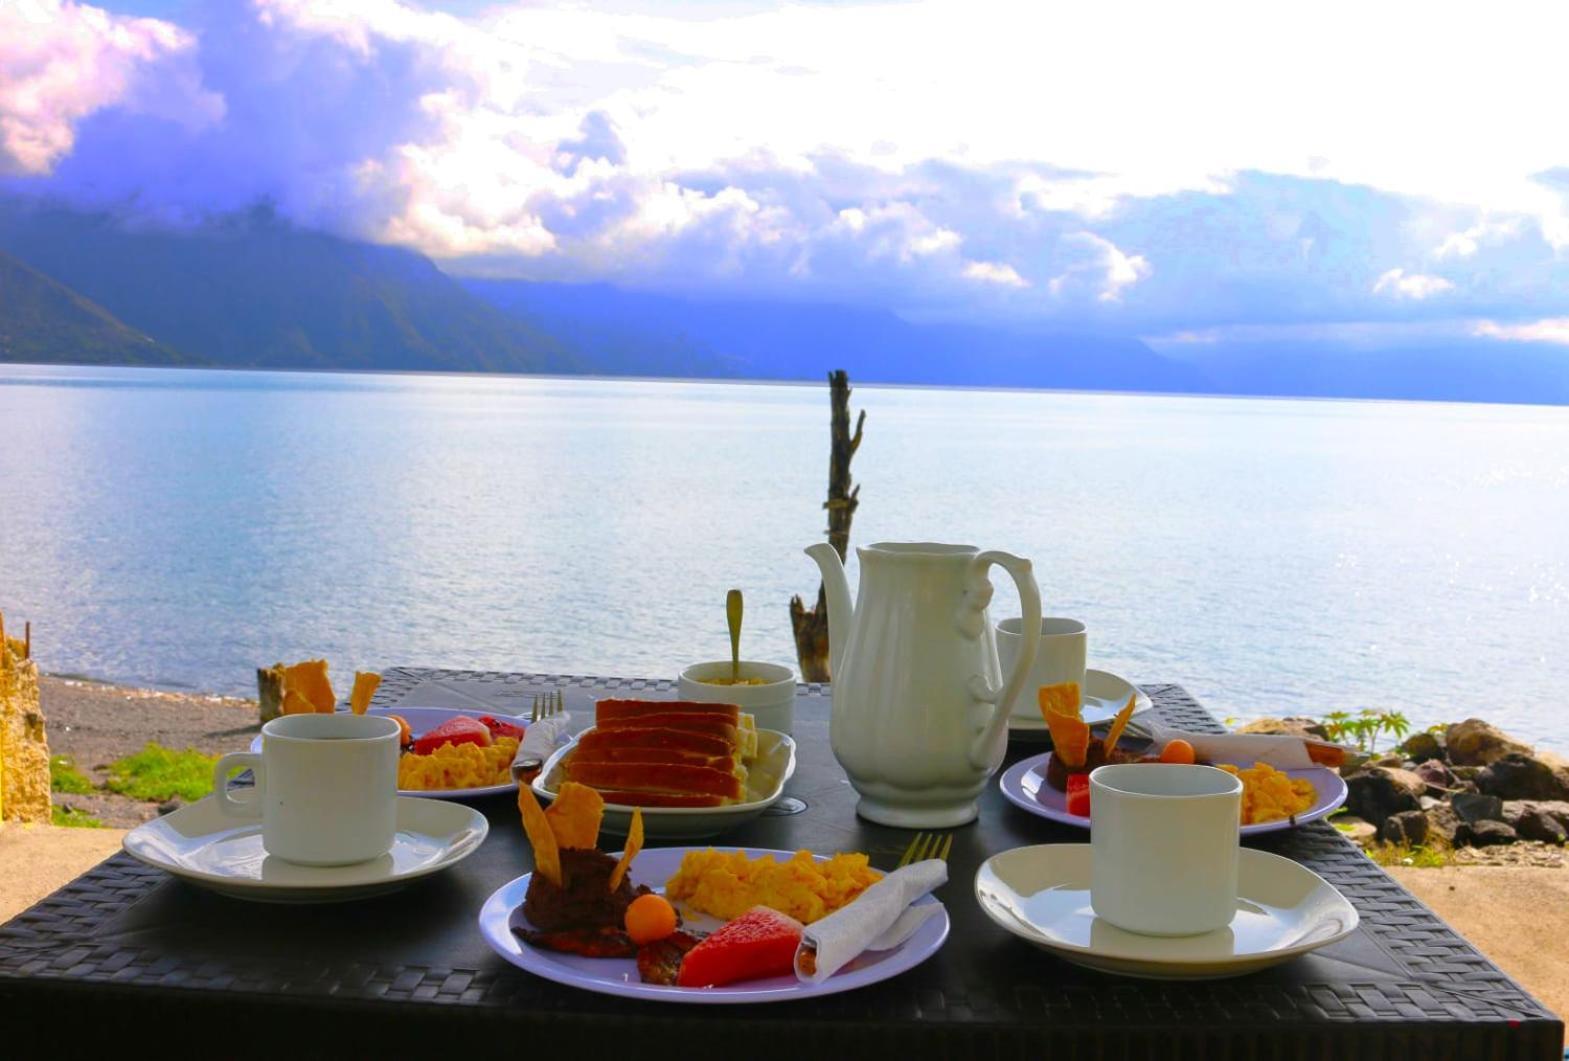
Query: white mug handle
[{"left": 212, "top": 752, "right": 263, "bottom": 817}]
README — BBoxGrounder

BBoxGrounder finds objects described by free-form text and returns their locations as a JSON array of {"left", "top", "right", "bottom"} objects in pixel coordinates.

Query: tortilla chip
[
  {"left": 545, "top": 781, "right": 605, "bottom": 851},
  {"left": 1103, "top": 692, "right": 1138, "bottom": 752},
  {"left": 518, "top": 784, "right": 562, "bottom": 887},
  {"left": 282, "top": 659, "right": 335, "bottom": 713},
  {"left": 1037, "top": 681, "right": 1081, "bottom": 719},
  {"left": 1045, "top": 710, "right": 1091, "bottom": 768},
  {"left": 349, "top": 671, "right": 381, "bottom": 715},
  {"left": 280, "top": 689, "right": 318, "bottom": 716},
  {"left": 609, "top": 808, "right": 643, "bottom": 892}
]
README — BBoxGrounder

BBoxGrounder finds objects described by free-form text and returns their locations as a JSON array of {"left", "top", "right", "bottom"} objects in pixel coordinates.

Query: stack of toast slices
[{"left": 562, "top": 699, "right": 759, "bottom": 807}]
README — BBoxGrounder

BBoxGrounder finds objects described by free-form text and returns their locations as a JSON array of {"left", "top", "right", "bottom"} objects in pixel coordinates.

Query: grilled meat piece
[
  {"left": 636, "top": 930, "right": 704, "bottom": 985},
  {"left": 516, "top": 925, "right": 639, "bottom": 959}
]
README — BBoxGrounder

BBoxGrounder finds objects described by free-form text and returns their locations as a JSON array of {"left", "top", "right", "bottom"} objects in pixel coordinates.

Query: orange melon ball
[
  {"left": 1159, "top": 739, "right": 1197, "bottom": 765},
  {"left": 625, "top": 893, "right": 678, "bottom": 944}
]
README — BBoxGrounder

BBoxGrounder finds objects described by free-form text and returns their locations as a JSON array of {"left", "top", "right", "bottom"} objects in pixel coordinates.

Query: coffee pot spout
[{"left": 804, "top": 543, "right": 853, "bottom": 681}]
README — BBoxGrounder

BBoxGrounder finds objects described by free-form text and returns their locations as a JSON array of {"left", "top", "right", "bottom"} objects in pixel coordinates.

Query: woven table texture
[{"left": 0, "top": 670, "right": 1560, "bottom": 1060}]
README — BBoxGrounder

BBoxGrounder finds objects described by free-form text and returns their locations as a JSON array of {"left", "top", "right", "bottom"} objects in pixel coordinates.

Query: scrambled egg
[
  {"left": 398, "top": 736, "right": 518, "bottom": 791},
  {"left": 1215, "top": 762, "right": 1317, "bottom": 824},
  {"left": 664, "top": 849, "right": 881, "bottom": 923}
]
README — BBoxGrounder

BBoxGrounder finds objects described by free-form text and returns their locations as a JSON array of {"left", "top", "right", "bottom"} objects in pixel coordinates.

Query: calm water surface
[{"left": 2, "top": 364, "right": 1567, "bottom": 748}]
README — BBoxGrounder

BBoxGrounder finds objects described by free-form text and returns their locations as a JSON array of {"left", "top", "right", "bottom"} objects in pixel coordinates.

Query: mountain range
[{"left": 2, "top": 198, "right": 1566, "bottom": 404}]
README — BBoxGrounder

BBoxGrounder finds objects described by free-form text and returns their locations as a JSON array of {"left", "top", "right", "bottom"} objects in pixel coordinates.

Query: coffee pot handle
[{"left": 964, "top": 550, "right": 1042, "bottom": 770}]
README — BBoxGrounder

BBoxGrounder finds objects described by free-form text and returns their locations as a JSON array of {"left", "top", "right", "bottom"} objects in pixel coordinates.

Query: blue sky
[{"left": 3, "top": 0, "right": 1568, "bottom": 350}]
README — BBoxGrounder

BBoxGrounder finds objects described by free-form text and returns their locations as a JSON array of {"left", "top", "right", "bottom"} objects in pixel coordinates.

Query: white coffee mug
[
  {"left": 997, "top": 616, "right": 1087, "bottom": 719},
  {"left": 1089, "top": 763, "right": 1242, "bottom": 936},
  {"left": 678, "top": 660, "right": 796, "bottom": 735},
  {"left": 212, "top": 713, "right": 400, "bottom": 866}
]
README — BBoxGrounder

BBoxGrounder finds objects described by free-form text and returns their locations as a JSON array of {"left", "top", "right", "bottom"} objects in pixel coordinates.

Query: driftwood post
[{"left": 790, "top": 370, "right": 865, "bottom": 682}]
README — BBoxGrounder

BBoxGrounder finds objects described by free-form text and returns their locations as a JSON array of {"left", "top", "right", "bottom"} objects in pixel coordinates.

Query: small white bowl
[{"left": 678, "top": 660, "right": 797, "bottom": 735}]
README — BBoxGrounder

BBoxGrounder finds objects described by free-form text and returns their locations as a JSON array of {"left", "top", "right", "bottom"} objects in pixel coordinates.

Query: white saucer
[
  {"left": 974, "top": 844, "right": 1357, "bottom": 980},
  {"left": 1009, "top": 669, "right": 1151, "bottom": 733},
  {"left": 123, "top": 795, "right": 489, "bottom": 903},
  {"left": 533, "top": 729, "right": 797, "bottom": 839}
]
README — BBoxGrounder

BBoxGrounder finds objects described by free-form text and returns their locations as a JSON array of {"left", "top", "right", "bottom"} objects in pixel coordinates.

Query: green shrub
[
  {"left": 51, "top": 805, "right": 104, "bottom": 828},
  {"left": 106, "top": 743, "right": 218, "bottom": 802},
  {"left": 49, "top": 755, "right": 95, "bottom": 795}
]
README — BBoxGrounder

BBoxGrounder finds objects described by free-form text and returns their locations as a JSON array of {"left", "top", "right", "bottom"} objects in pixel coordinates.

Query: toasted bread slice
[
  {"left": 575, "top": 726, "right": 737, "bottom": 760},
  {"left": 597, "top": 699, "right": 740, "bottom": 725},
  {"left": 564, "top": 759, "right": 745, "bottom": 801},
  {"left": 596, "top": 713, "right": 740, "bottom": 743},
  {"left": 569, "top": 745, "right": 737, "bottom": 771},
  {"left": 588, "top": 790, "right": 730, "bottom": 808}
]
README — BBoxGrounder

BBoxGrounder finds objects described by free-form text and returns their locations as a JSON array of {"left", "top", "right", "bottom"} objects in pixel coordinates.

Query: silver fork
[
  {"left": 513, "top": 689, "right": 565, "bottom": 779},
  {"left": 897, "top": 831, "right": 953, "bottom": 868},
  {"left": 530, "top": 689, "right": 564, "bottom": 723}
]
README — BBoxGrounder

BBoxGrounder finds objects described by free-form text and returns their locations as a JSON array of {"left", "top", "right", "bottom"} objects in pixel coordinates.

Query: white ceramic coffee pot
[{"left": 807, "top": 541, "right": 1041, "bottom": 827}]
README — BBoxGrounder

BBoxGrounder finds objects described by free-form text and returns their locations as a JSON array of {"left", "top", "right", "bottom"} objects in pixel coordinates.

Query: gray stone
[
  {"left": 1424, "top": 802, "right": 1461, "bottom": 845},
  {"left": 1344, "top": 767, "right": 1426, "bottom": 826},
  {"left": 1401, "top": 729, "right": 1445, "bottom": 763},
  {"left": 1335, "top": 816, "right": 1378, "bottom": 848},
  {"left": 1413, "top": 759, "right": 1457, "bottom": 794},
  {"left": 1500, "top": 800, "right": 1569, "bottom": 829},
  {"left": 1515, "top": 808, "right": 1568, "bottom": 845},
  {"left": 1477, "top": 753, "right": 1569, "bottom": 801},
  {"left": 1382, "top": 809, "right": 1430, "bottom": 846},
  {"left": 1456, "top": 819, "right": 1519, "bottom": 847},
  {"left": 1446, "top": 719, "right": 1532, "bottom": 766},
  {"left": 1452, "top": 792, "right": 1504, "bottom": 823}
]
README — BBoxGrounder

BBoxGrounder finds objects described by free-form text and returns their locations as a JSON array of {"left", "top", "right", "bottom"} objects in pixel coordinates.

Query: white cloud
[
  {"left": 1473, "top": 318, "right": 1569, "bottom": 345},
  {"left": 962, "top": 260, "right": 1027, "bottom": 287},
  {"left": 1434, "top": 218, "right": 1522, "bottom": 259},
  {"left": 0, "top": 0, "right": 220, "bottom": 175},
  {"left": 1049, "top": 232, "right": 1150, "bottom": 302},
  {"left": 1373, "top": 268, "right": 1454, "bottom": 300}
]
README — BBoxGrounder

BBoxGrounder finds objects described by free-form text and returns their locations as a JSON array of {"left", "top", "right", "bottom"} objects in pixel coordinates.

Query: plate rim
[
  {"left": 248, "top": 705, "right": 534, "bottom": 798},
  {"left": 998, "top": 751, "right": 1349, "bottom": 836},
  {"left": 974, "top": 842, "right": 1359, "bottom": 967},
  {"left": 478, "top": 845, "right": 949, "bottom": 1003},
  {"left": 121, "top": 794, "right": 490, "bottom": 892},
  {"left": 531, "top": 728, "right": 798, "bottom": 817},
  {"left": 1008, "top": 669, "right": 1151, "bottom": 730}
]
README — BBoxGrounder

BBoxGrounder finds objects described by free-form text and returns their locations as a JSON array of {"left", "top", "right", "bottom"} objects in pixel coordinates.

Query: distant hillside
[
  {"left": 0, "top": 203, "right": 578, "bottom": 374},
  {"left": 466, "top": 279, "right": 1203, "bottom": 391},
  {"left": 0, "top": 249, "right": 188, "bottom": 366}
]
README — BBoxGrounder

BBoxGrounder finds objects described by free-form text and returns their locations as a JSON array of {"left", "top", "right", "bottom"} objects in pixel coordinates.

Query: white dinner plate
[
  {"left": 975, "top": 844, "right": 1357, "bottom": 979},
  {"left": 123, "top": 795, "right": 488, "bottom": 903},
  {"left": 533, "top": 728, "right": 797, "bottom": 839},
  {"left": 479, "top": 846, "right": 949, "bottom": 1002},
  {"left": 998, "top": 752, "right": 1348, "bottom": 836},
  {"left": 249, "top": 706, "right": 541, "bottom": 798},
  {"left": 1008, "top": 669, "right": 1151, "bottom": 734}
]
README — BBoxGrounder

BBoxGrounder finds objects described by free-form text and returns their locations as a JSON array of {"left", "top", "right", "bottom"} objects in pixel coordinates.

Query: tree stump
[
  {"left": 0, "top": 611, "right": 51, "bottom": 825},
  {"left": 790, "top": 370, "right": 864, "bottom": 682}
]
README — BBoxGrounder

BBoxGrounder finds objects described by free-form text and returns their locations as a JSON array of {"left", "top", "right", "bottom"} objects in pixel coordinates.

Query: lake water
[{"left": 2, "top": 363, "right": 1567, "bottom": 748}]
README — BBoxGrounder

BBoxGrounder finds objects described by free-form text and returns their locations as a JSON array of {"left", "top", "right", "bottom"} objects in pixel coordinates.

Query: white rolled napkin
[
  {"left": 510, "top": 717, "right": 572, "bottom": 782},
  {"left": 1142, "top": 721, "right": 1315, "bottom": 769},
  {"left": 794, "top": 859, "right": 946, "bottom": 984}
]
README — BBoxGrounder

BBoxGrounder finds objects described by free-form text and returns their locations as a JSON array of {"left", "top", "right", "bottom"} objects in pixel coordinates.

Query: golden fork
[
  {"left": 897, "top": 831, "right": 953, "bottom": 868},
  {"left": 530, "top": 689, "right": 563, "bottom": 723}
]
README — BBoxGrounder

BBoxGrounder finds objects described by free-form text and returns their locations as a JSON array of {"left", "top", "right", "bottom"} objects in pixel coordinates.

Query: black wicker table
[{"left": 1, "top": 670, "right": 1561, "bottom": 1060}]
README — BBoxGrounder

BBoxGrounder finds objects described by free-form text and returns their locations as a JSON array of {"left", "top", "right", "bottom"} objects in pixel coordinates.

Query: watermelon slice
[
  {"left": 411, "top": 715, "right": 493, "bottom": 755},
  {"left": 676, "top": 906, "right": 804, "bottom": 988}
]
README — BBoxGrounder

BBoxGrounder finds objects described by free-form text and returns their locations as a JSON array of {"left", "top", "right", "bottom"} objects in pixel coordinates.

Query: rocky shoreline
[{"left": 1245, "top": 716, "right": 1569, "bottom": 863}]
